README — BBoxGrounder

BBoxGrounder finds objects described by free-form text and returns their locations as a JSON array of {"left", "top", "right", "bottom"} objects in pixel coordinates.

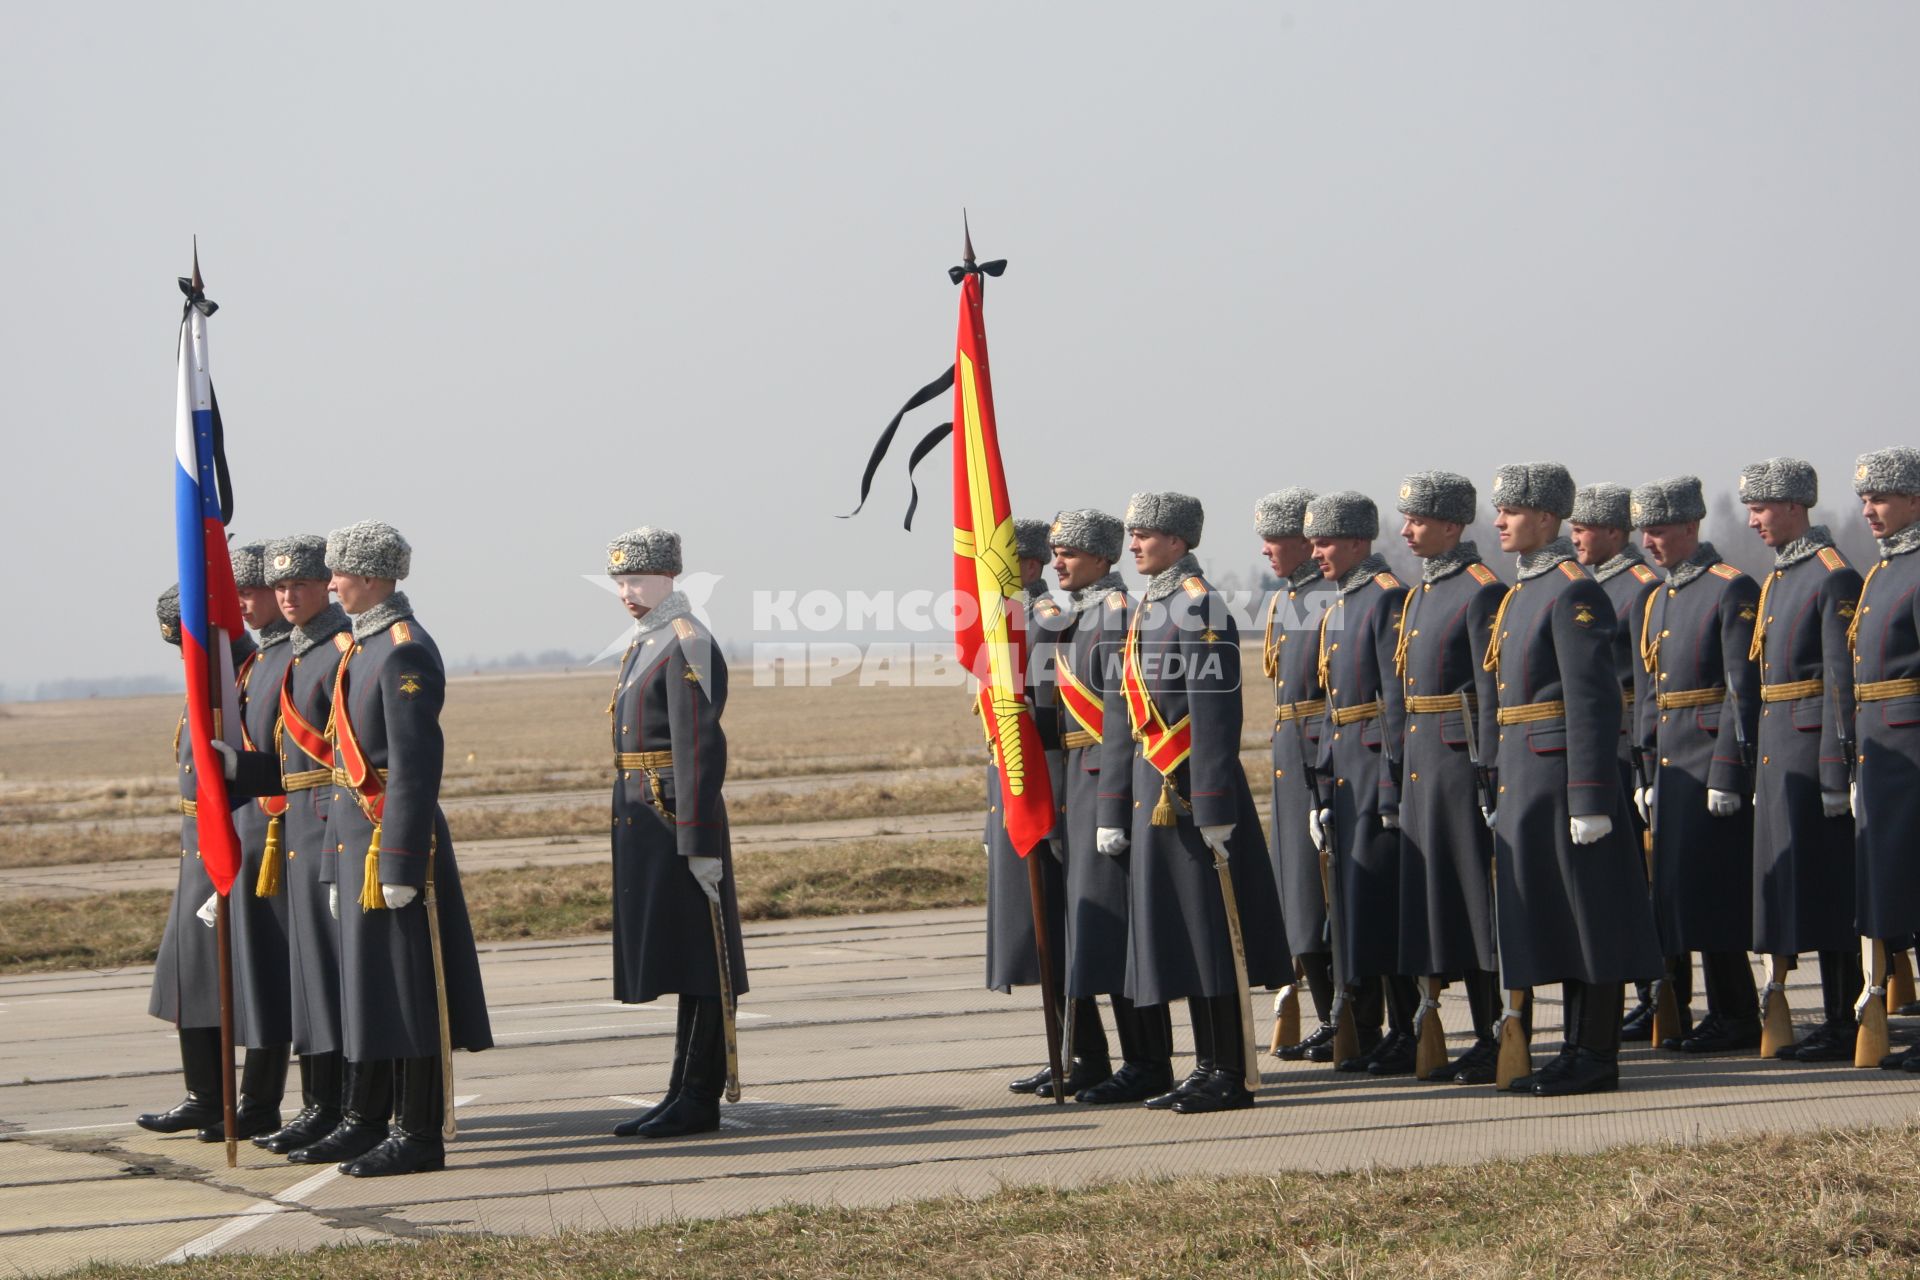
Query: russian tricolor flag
[{"left": 174, "top": 259, "right": 245, "bottom": 896}]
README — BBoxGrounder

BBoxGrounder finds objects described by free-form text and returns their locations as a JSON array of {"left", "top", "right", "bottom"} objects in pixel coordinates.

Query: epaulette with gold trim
[
  {"left": 1374, "top": 571, "right": 1402, "bottom": 589},
  {"left": 1631, "top": 564, "right": 1658, "bottom": 584},
  {"left": 333, "top": 632, "right": 353, "bottom": 653},
  {"left": 1819, "top": 547, "right": 1847, "bottom": 572},
  {"left": 1709, "top": 563, "right": 1742, "bottom": 580},
  {"left": 1558, "top": 561, "right": 1584, "bottom": 581},
  {"left": 1467, "top": 563, "right": 1498, "bottom": 586},
  {"left": 672, "top": 617, "right": 698, "bottom": 641},
  {"left": 390, "top": 621, "right": 413, "bottom": 645},
  {"left": 1035, "top": 600, "right": 1062, "bottom": 618},
  {"left": 1106, "top": 590, "right": 1127, "bottom": 611},
  {"left": 1181, "top": 576, "right": 1208, "bottom": 599}
]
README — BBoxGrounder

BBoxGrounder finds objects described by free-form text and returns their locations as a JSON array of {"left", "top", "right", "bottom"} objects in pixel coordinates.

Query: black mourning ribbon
[
  {"left": 177, "top": 276, "right": 235, "bottom": 525},
  {"left": 841, "top": 257, "right": 1006, "bottom": 530}
]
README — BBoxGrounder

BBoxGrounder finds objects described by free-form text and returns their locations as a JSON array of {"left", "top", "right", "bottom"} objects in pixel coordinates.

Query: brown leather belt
[
  {"left": 1331, "top": 700, "right": 1383, "bottom": 726},
  {"left": 1858, "top": 678, "right": 1920, "bottom": 702},
  {"left": 1655, "top": 686, "right": 1724, "bottom": 710},
  {"left": 282, "top": 768, "right": 331, "bottom": 791},
  {"left": 1496, "top": 700, "right": 1564, "bottom": 726},
  {"left": 1760, "top": 679, "right": 1823, "bottom": 703},
  {"left": 1404, "top": 693, "right": 1465, "bottom": 714},
  {"left": 1061, "top": 729, "right": 1098, "bottom": 751},
  {"left": 614, "top": 750, "right": 674, "bottom": 771},
  {"left": 1273, "top": 698, "right": 1327, "bottom": 724}
]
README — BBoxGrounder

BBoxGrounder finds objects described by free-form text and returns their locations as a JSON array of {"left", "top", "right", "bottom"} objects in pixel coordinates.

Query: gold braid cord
[
  {"left": 1748, "top": 569, "right": 1778, "bottom": 662},
  {"left": 1261, "top": 592, "right": 1282, "bottom": 682},
  {"left": 1850, "top": 560, "right": 1884, "bottom": 653},
  {"left": 1393, "top": 588, "right": 1417, "bottom": 677},
  {"left": 1482, "top": 586, "right": 1519, "bottom": 674},
  {"left": 1640, "top": 588, "right": 1663, "bottom": 675}
]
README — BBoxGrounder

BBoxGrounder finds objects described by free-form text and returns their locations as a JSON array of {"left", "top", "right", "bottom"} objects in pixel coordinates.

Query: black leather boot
[
  {"left": 1356, "top": 977, "right": 1419, "bottom": 1076},
  {"left": 1508, "top": 982, "right": 1583, "bottom": 1093},
  {"left": 258, "top": 1052, "right": 343, "bottom": 1154},
  {"left": 616, "top": 1000, "right": 694, "bottom": 1135},
  {"left": 1622, "top": 977, "right": 1656, "bottom": 1041},
  {"left": 289, "top": 1059, "right": 392, "bottom": 1164},
  {"left": 1145, "top": 998, "right": 1213, "bottom": 1109},
  {"left": 638, "top": 996, "right": 723, "bottom": 1138},
  {"left": 1007, "top": 1065, "right": 1053, "bottom": 1094},
  {"left": 1079, "top": 998, "right": 1174, "bottom": 1104},
  {"left": 1680, "top": 953, "right": 1761, "bottom": 1052},
  {"left": 342, "top": 1057, "right": 445, "bottom": 1176},
  {"left": 137, "top": 1027, "right": 224, "bottom": 1134},
  {"left": 1536, "top": 981, "right": 1622, "bottom": 1096},
  {"left": 1039, "top": 999, "right": 1113, "bottom": 1097},
  {"left": 1795, "top": 950, "right": 1860, "bottom": 1063},
  {"left": 1175, "top": 994, "right": 1255, "bottom": 1113},
  {"left": 1656, "top": 954, "right": 1696, "bottom": 1049},
  {"left": 200, "top": 1044, "right": 288, "bottom": 1142}
]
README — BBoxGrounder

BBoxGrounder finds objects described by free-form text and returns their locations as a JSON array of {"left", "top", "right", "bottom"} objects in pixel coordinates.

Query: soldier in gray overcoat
[
  {"left": 1569, "top": 484, "right": 1671, "bottom": 1039},
  {"left": 218, "top": 541, "right": 295, "bottom": 1140},
  {"left": 1478, "top": 462, "right": 1662, "bottom": 1096},
  {"left": 1304, "top": 490, "right": 1411, "bottom": 1073},
  {"left": 254, "top": 535, "right": 355, "bottom": 1155},
  {"left": 137, "top": 585, "right": 258, "bottom": 1135},
  {"left": 1046, "top": 508, "right": 1174, "bottom": 1104},
  {"left": 1105, "top": 491, "right": 1288, "bottom": 1113},
  {"left": 1633, "top": 476, "right": 1764, "bottom": 1054},
  {"left": 1845, "top": 449, "right": 1920, "bottom": 1069},
  {"left": 1391, "top": 473, "right": 1507, "bottom": 1083},
  {"left": 1256, "top": 488, "right": 1342, "bottom": 1060},
  {"left": 306, "top": 520, "right": 492, "bottom": 1177},
  {"left": 1739, "top": 458, "right": 1863, "bottom": 1062},
  {"left": 602, "top": 526, "right": 749, "bottom": 1139},
  {"left": 989, "top": 518, "right": 1074, "bottom": 1096}
]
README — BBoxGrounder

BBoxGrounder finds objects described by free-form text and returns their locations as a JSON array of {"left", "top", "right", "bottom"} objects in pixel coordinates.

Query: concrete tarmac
[{"left": 3, "top": 908, "right": 1915, "bottom": 1276}]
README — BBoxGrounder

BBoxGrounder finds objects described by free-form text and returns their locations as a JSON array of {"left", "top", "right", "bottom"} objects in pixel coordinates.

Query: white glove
[
  {"left": 329, "top": 884, "right": 338, "bottom": 919},
  {"left": 209, "top": 739, "right": 238, "bottom": 781},
  {"left": 1822, "top": 791, "right": 1850, "bottom": 818},
  {"left": 1047, "top": 837, "right": 1065, "bottom": 863},
  {"left": 1308, "top": 808, "right": 1331, "bottom": 853},
  {"left": 1096, "top": 827, "right": 1129, "bottom": 856},
  {"left": 197, "top": 892, "right": 218, "bottom": 928},
  {"left": 1381, "top": 812, "right": 1400, "bottom": 831},
  {"left": 1633, "top": 786, "right": 1651, "bottom": 825},
  {"left": 1706, "top": 788, "right": 1742, "bottom": 817},
  {"left": 381, "top": 883, "right": 417, "bottom": 910},
  {"left": 1850, "top": 781, "right": 1859, "bottom": 818},
  {"left": 1481, "top": 807, "right": 1497, "bottom": 831},
  {"left": 1569, "top": 814, "right": 1613, "bottom": 845},
  {"left": 688, "top": 854, "right": 724, "bottom": 904},
  {"left": 1200, "top": 824, "right": 1233, "bottom": 859},
  {"left": 982, "top": 842, "right": 991, "bottom": 857}
]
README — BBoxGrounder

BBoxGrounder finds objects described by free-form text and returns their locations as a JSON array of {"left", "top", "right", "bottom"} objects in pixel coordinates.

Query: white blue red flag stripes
[{"left": 174, "top": 262, "right": 245, "bottom": 896}]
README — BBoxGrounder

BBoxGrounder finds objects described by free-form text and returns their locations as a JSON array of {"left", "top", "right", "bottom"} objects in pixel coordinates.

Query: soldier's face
[
  {"left": 1494, "top": 506, "right": 1556, "bottom": 554},
  {"left": 1640, "top": 521, "right": 1699, "bottom": 569},
  {"left": 329, "top": 572, "right": 389, "bottom": 614},
  {"left": 1129, "top": 529, "right": 1186, "bottom": 576},
  {"left": 1399, "top": 515, "right": 1459, "bottom": 559},
  {"left": 1019, "top": 557, "right": 1046, "bottom": 589},
  {"left": 1745, "top": 501, "right": 1806, "bottom": 548},
  {"left": 1862, "top": 492, "right": 1920, "bottom": 539},
  {"left": 276, "top": 578, "right": 330, "bottom": 626},
  {"left": 1310, "top": 537, "right": 1367, "bottom": 580},
  {"left": 1052, "top": 546, "right": 1109, "bottom": 592},
  {"left": 236, "top": 585, "right": 280, "bottom": 631},
  {"left": 614, "top": 574, "right": 675, "bottom": 617},
  {"left": 1260, "top": 536, "right": 1310, "bottom": 577},
  {"left": 1569, "top": 522, "right": 1625, "bottom": 565}
]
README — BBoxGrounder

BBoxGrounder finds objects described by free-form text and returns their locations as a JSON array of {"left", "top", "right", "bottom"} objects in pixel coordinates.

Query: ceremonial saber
[
  {"left": 424, "top": 837, "right": 456, "bottom": 1138},
  {"left": 1212, "top": 850, "right": 1261, "bottom": 1092},
  {"left": 709, "top": 896, "right": 742, "bottom": 1103}
]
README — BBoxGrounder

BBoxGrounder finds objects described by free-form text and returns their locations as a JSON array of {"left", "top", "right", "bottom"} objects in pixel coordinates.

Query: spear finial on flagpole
[
  {"left": 963, "top": 210, "right": 975, "bottom": 267},
  {"left": 191, "top": 236, "right": 203, "bottom": 293}
]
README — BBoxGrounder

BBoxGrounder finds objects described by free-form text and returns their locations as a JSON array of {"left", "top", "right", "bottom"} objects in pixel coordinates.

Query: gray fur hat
[
  {"left": 1853, "top": 448, "right": 1920, "bottom": 497},
  {"left": 1124, "top": 491, "right": 1204, "bottom": 548},
  {"left": 1737, "top": 457, "right": 1817, "bottom": 506},
  {"left": 1048, "top": 508, "right": 1124, "bottom": 562},
  {"left": 1301, "top": 490, "right": 1378, "bottom": 540},
  {"left": 1396, "top": 471, "right": 1477, "bottom": 525},
  {"left": 157, "top": 584, "right": 181, "bottom": 646},
  {"left": 1254, "top": 487, "right": 1315, "bottom": 539},
  {"left": 1570, "top": 483, "right": 1632, "bottom": 530},
  {"left": 1015, "top": 518, "right": 1052, "bottom": 563},
  {"left": 1491, "top": 462, "right": 1576, "bottom": 519},
  {"left": 606, "top": 526, "right": 682, "bottom": 577},
  {"left": 1630, "top": 475, "right": 1707, "bottom": 529},
  {"left": 230, "top": 541, "right": 269, "bottom": 591},
  {"left": 264, "top": 534, "right": 329, "bottom": 584},
  {"left": 325, "top": 520, "right": 412, "bottom": 580}
]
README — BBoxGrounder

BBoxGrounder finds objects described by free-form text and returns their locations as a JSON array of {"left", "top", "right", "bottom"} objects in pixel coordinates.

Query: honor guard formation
[{"left": 135, "top": 447, "right": 1920, "bottom": 1174}]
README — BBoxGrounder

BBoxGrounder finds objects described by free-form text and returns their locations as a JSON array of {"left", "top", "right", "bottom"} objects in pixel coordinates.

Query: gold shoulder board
[
  {"left": 1631, "top": 564, "right": 1658, "bottom": 583},
  {"left": 1467, "top": 563, "right": 1498, "bottom": 586},
  {"left": 1709, "top": 563, "right": 1741, "bottom": 580},
  {"left": 333, "top": 632, "right": 353, "bottom": 653},
  {"left": 1819, "top": 547, "right": 1846, "bottom": 572},
  {"left": 1374, "top": 571, "right": 1402, "bottom": 589},
  {"left": 1107, "top": 590, "right": 1127, "bottom": 611},
  {"left": 1559, "top": 562, "right": 1584, "bottom": 580},
  {"left": 1181, "top": 576, "right": 1207, "bottom": 598},
  {"left": 390, "top": 621, "right": 413, "bottom": 644},
  {"left": 672, "top": 617, "right": 698, "bottom": 640}
]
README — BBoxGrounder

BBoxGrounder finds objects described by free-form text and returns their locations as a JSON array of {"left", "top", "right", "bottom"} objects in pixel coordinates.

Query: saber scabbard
[
  {"left": 709, "top": 895, "right": 742, "bottom": 1103},
  {"left": 1212, "top": 853, "right": 1260, "bottom": 1093},
  {"left": 423, "top": 840, "right": 456, "bottom": 1139}
]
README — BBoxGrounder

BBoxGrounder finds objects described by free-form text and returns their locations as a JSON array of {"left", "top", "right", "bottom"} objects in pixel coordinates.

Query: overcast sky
[{"left": 5, "top": 3, "right": 1918, "bottom": 692}]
